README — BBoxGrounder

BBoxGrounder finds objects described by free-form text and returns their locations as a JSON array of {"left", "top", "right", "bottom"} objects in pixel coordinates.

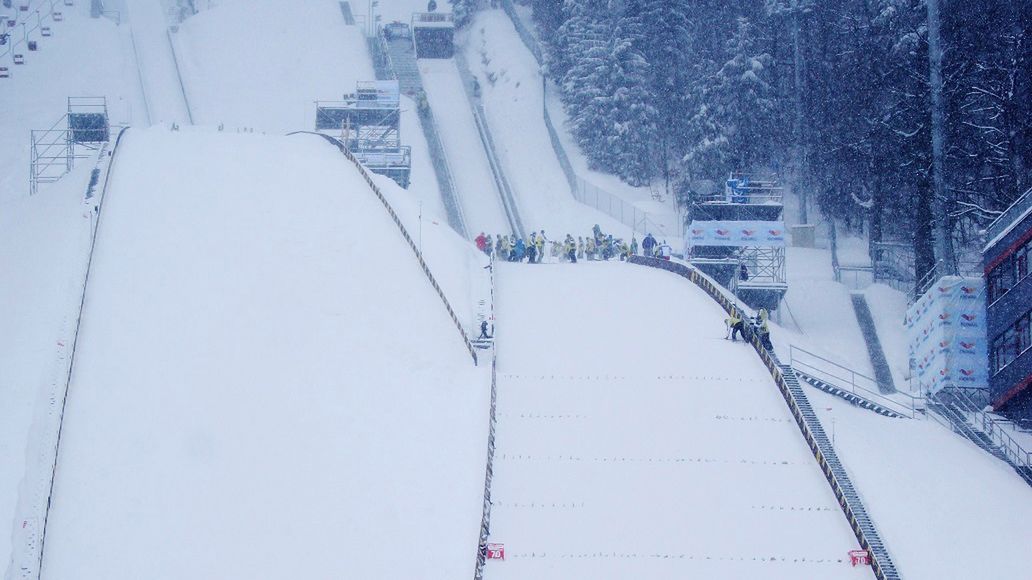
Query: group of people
[
  {"left": 726, "top": 307, "right": 773, "bottom": 351},
  {"left": 473, "top": 226, "right": 673, "bottom": 264}
]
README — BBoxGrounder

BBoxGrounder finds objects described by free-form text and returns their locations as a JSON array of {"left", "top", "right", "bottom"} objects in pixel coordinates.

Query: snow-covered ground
[
  {"left": 2, "top": 2, "right": 1030, "bottom": 578},
  {"left": 488, "top": 261, "right": 866, "bottom": 579},
  {"left": 39, "top": 128, "right": 487, "bottom": 578},
  {"left": 461, "top": 11, "right": 631, "bottom": 240},
  {"left": 172, "top": 0, "right": 370, "bottom": 133},
  {"left": 120, "top": 0, "right": 192, "bottom": 124},
  {"left": 809, "top": 388, "right": 1032, "bottom": 579},
  {"left": 420, "top": 58, "right": 511, "bottom": 235}
]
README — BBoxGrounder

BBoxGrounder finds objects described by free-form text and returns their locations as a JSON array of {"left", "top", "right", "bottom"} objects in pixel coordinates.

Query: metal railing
[
  {"left": 985, "top": 185, "right": 1032, "bottom": 248},
  {"left": 939, "top": 387, "right": 1032, "bottom": 479},
  {"left": 789, "top": 345, "right": 921, "bottom": 418}
]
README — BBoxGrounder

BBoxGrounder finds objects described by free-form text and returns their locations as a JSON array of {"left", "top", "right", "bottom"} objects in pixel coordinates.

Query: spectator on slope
[
  {"left": 577, "top": 237, "right": 585, "bottom": 260},
  {"left": 500, "top": 235, "right": 512, "bottom": 261},
  {"left": 592, "top": 224, "right": 603, "bottom": 245},
  {"left": 479, "top": 319, "right": 491, "bottom": 339},
  {"left": 585, "top": 236, "right": 597, "bottom": 260},
  {"left": 642, "top": 233, "right": 657, "bottom": 257},
  {"left": 727, "top": 308, "right": 745, "bottom": 342},
  {"left": 565, "top": 235, "right": 577, "bottom": 263},
  {"left": 475, "top": 232, "right": 488, "bottom": 254},
  {"left": 514, "top": 238, "right": 526, "bottom": 262},
  {"left": 617, "top": 239, "right": 630, "bottom": 261},
  {"left": 527, "top": 240, "right": 537, "bottom": 264},
  {"left": 630, "top": 236, "right": 638, "bottom": 256},
  {"left": 536, "top": 230, "right": 547, "bottom": 263}
]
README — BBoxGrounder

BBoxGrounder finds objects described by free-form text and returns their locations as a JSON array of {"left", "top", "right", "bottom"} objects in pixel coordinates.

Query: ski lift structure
[
  {"left": 411, "top": 11, "right": 453, "bottom": 58},
  {"left": 30, "top": 96, "right": 110, "bottom": 195},
  {"left": 686, "top": 172, "right": 788, "bottom": 312},
  {"left": 314, "top": 80, "right": 411, "bottom": 188}
]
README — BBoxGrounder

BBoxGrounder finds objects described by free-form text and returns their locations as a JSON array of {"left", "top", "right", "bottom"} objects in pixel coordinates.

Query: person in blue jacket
[
  {"left": 514, "top": 238, "right": 526, "bottom": 262},
  {"left": 642, "top": 233, "right": 657, "bottom": 257}
]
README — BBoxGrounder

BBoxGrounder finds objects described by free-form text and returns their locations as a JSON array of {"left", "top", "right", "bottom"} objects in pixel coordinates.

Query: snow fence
[
  {"left": 293, "top": 132, "right": 479, "bottom": 366},
  {"left": 627, "top": 255, "right": 901, "bottom": 580},
  {"left": 472, "top": 258, "right": 498, "bottom": 580},
  {"left": 8, "top": 127, "right": 130, "bottom": 580}
]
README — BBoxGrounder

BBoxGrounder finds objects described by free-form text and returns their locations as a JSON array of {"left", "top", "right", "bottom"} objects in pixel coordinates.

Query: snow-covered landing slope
[
  {"left": 39, "top": 128, "right": 487, "bottom": 579},
  {"left": 488, "top": 262, "right": 867, "bottom": 579}
]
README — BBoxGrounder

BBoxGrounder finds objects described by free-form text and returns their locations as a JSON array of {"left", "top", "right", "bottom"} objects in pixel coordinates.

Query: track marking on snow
[
  {"left": 750, "top": 504, "right": 837, "bottom": 512},
  {"left": 496, "top": 412, "right": 589, "bottom": 420},
  {"left": 500, "top": 374, "right": 763, "bottom": 382},
  {"left": 504, "top": 552, "right": 847, "bottom": 564},
  {"left": 492, "top": 501, "right": 586, "bottom": 510},
  {"left": 498, "top": 454, "right": 803, "bottom": 466}
]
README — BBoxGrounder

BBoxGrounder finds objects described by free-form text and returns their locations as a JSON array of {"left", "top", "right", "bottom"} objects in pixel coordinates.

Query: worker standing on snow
[{"left": 727, "top": 308, "right": 745, "bottom": 342}]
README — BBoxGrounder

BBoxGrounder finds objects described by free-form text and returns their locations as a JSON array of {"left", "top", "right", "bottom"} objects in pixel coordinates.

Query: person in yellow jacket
[
  {"left": 535, "top": 231, "right": 546, "bottom": 263},
  {"left": 577, "top": 237, "right": 585, "bottom": 259},
  {"left": 727, "top": 307, "right": 745, "bottom": 341},
  {"left": 585, "top": 236, "right": 596, "bottom": 260},
  {"left": 756, "top": 308, "right": 772, "bottom": 350}
]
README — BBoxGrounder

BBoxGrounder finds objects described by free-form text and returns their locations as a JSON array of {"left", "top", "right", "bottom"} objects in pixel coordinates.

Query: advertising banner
[
  {"left": 686, "top": 221, "right": 787, "bottom": 248},
  {"left": 906, "top": 276, "right": 988, "bottom": 395}
]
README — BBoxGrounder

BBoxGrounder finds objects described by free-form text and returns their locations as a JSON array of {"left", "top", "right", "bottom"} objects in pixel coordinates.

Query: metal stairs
[
  {"left": 928, "top": 392, "right": 1010, "bottom": 462},
  {"left": 778, "top": 363, "right": 901, "bottom": 580},
  {"left": 385, "top": 37, "right": 421, "bottom": 95},
  {"left": 795, "top": 371, "right": 908, "bottom": 418}
]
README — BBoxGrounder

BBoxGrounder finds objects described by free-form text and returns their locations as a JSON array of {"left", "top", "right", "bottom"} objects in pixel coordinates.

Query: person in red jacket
[{"left": 475, "top": 232, "right": 488, "bottom": 253}]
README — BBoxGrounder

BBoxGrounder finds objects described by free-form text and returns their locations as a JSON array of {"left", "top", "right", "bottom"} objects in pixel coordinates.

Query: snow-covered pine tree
[
  {"left": 685, "top": 16, "right": 776, "bottom": 180},
  {"left": 604, "top": 5, "right": 657, "bottom": 185}
]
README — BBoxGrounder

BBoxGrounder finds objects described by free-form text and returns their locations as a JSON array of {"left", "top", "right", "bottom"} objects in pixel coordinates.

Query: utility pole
[{"left": 926, "top": 0, "right": 958, "bottom": 277}]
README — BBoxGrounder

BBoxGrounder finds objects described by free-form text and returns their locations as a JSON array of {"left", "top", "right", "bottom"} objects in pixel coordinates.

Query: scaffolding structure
[
  {"left": 30, "top": 97, "right": 109, "bottom": 195},
  {"left": 687, "top": 172, "right": 789, "bottom": 312},
  {"left": 315, "top": 81, "right": 410, "bottom": 188}
]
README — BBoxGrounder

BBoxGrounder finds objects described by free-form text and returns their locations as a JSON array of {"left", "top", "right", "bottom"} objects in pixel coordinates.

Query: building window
[
  {"left": 989, "top": 256, "right": 1014, "bottom": 302},
  {"left": 992, "top": 309, "right": 1032, "bottom": 375}
]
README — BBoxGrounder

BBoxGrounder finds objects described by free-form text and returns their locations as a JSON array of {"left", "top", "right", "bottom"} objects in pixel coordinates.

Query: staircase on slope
[
  {"left": 850, "top": 292, "right": 897, "bottom": 394},
  {"left": 928, "top": 390, "right": 1010, "bottom": 462},
  {"left": 385, "top": 37, "right": 421, "bottom": 95}
]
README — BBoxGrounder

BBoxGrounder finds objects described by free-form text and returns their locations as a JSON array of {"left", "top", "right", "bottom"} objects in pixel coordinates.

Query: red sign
[
  {"left": 849, "top": 549, "right": 871, "bottom": 566},
  {"left": 487, "top": 543, "right": 505, "bottom": 560}
]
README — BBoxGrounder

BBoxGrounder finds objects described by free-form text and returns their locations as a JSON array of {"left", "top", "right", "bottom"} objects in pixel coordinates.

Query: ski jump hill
[
  {"left": 32, "top": 128, "right": 488, "bottom": 578},
  {"left": 23, "top": 127, "right": 879, "bottom": 580}
]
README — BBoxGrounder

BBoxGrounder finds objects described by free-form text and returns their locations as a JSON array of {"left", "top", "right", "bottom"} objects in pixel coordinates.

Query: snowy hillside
[
  {"left": 37, "top": 129, "right": 487, "bottom": 579},
  {"left": 488, "top": 262, "right": 866, "bottom": 579}
]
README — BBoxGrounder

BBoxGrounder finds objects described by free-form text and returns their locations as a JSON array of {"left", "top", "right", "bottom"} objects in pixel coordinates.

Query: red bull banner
[
  {"left": 686, "top": 221, "right": 787, "bottom": 248},
  {"left": 906, "top": 276, "right": 988, "bottom": 395}
]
